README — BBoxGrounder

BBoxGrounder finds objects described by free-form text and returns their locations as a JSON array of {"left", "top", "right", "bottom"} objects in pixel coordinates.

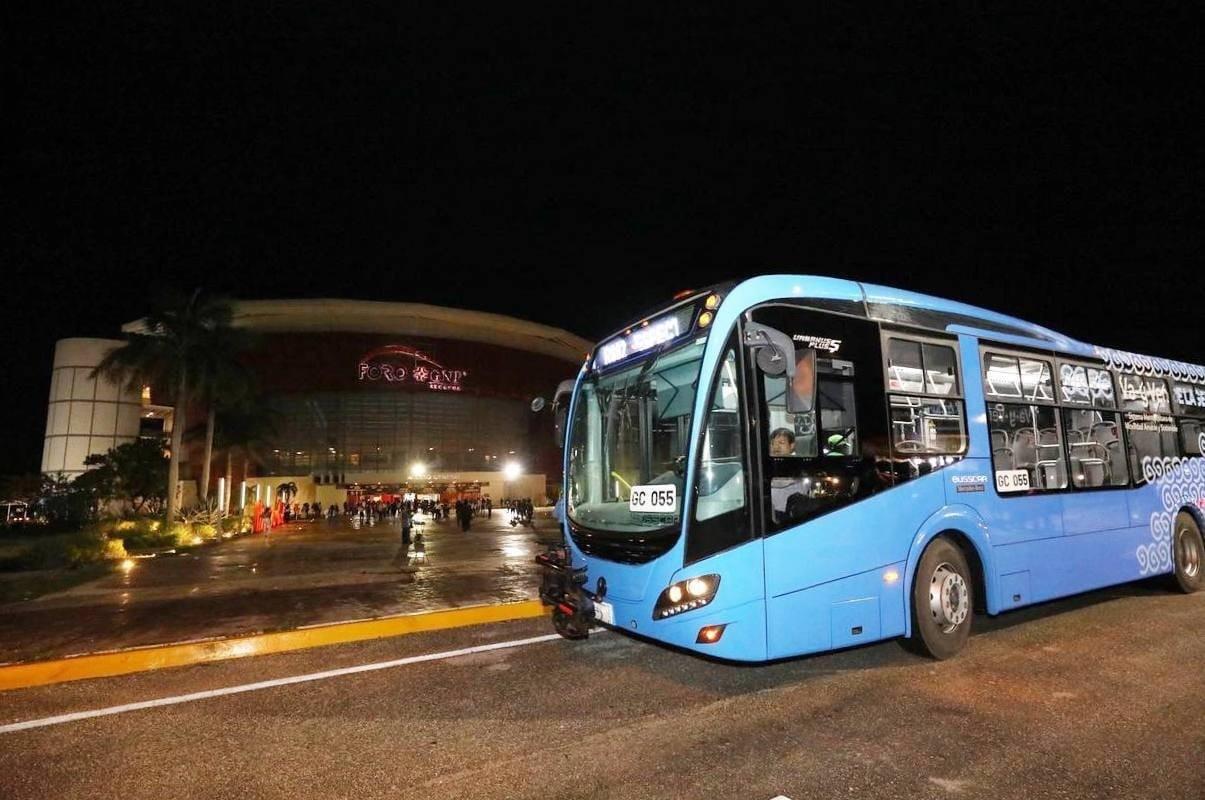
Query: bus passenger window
[
  {"left": 885, "top": 336, "right": 967, "bottom": 485},
  {"left": 1119, "top": 373, "right": 1179, "bottom": 482},
  {"left": 988, "top": 403, "right": 1068, "bottom": 492},
  {"left": 1062, "top": 408, "right": 1128, "bottom": 488},
  {"left": 1181, "top": 420, "right": 1204, "bottom": 456}
]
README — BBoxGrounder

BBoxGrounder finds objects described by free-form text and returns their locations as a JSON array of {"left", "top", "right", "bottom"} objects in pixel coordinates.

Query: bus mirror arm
[
  {"left": 744, "top": 322, "right": 796, "bottom": 378},
  {"left": 744, "top": 322, "right": 816, "bottom": 414}
]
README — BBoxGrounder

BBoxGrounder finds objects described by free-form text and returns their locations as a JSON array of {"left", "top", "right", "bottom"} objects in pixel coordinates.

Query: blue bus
[{"left": 536, "top": 275, "right": 1205, "bottom": 660}]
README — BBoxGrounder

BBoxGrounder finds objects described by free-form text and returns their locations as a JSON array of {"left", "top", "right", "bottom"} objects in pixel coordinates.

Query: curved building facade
[{"left": 111, "top": 299, "right": 591, "bottom": 506}]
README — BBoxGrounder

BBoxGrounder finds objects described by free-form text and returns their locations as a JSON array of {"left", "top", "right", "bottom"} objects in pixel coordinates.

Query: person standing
[{"left": 401, "top": 505, "right": 412, "bottom": 545}]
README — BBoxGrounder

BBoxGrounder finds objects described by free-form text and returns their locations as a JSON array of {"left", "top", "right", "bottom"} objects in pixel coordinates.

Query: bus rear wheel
[
  {"left": 908, "top": 537, "right": 973, "bottom": 660},
  {"left": 1172, "top": 512, "right": 1203, "bottom": 594}
]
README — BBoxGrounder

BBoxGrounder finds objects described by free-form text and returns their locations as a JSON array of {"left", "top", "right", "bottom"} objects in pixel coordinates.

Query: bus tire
[
  {"left": 1171, "top": 511, "right": 1203, "bottom": 594},
  {"left": 908, "top": 536, "right": 974, "bottom": 660}
]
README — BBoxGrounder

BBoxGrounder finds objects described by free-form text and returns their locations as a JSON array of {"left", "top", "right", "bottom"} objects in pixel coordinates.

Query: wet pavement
[
  {"left": 0, "top": 510, "right": 561, "bottom": 663},
  {"left": 0, "top": 578, "right": 1201, "bottom": 799}
]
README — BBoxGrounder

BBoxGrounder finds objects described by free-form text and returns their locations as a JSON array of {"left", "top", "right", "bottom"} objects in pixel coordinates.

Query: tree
[
  {"left": 92, "top": 289, "right": 236, "bottom": 522},
  {"left": 214, "top": 399, "right": 277, "bottom": 513},
  {"left": 192, "top": 324, "right": 255, "bottom": 506},
  {"left": 81, "top": 438, "right": 170, "bottom": 514},
  {"left": 0, "top": 473, "right": 49, "bottom": 502},
  {"left": 37, "top": 472, "right": 93, "bottom": 528}
]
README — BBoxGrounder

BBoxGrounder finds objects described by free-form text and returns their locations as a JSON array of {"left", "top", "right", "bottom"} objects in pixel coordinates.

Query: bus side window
[
  {"left": 1182, "top": 419, "right": 1204, "bottom": 455},
  {"left": 687, "top": 343, "right": 752, "bottom": 563},
  {"left": 1119, "top": 373, "right": 1179, "bottom": 482}
]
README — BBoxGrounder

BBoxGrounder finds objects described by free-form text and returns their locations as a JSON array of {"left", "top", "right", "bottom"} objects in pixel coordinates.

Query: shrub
[
  {"left": 17, "top": 528, "right": 110, "bottom": 569},
  {"left": 103, "top": 538, "right": 128, "bottom": 560},
  {"left": 0, "top": 524, "right": 130, "bottom": 572},
  {"left": 119, "top": 518, "right": 181, "bottom": 550}
]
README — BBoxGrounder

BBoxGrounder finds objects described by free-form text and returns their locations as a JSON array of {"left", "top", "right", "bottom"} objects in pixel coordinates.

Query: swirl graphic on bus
[
  {"left": 1137, "top": 446, "right": 1205, "bottom": 575},
  {"left": 1094, "top": 346, "right": 1205, "bottom": 385}
]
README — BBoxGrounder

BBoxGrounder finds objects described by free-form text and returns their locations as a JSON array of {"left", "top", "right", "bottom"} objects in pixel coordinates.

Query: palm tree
[
  {"left": 92, "top": 289, "right": 236, "bottom": 522},
  {"left": 215, "top": 399, "right": 277, "bottom": 513},
  {"left": 192, "top": 324, "right": 255, "bottom": 506}
]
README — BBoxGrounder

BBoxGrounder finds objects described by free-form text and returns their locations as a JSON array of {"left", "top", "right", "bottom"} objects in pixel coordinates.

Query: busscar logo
[
  {"left": 951, "top": 474, "right": 987, "bottom": 493},
  {"left": 357, "top": 345, "right": 468, "bottom": 392}
]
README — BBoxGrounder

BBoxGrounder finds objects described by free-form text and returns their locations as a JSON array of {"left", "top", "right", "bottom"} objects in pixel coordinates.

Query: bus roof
[{"left": 727, "top": 274, "right": 1205, "bottom": 382}]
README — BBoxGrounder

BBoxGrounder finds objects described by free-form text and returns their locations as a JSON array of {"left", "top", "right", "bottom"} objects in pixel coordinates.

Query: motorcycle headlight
[{"left": 653, "top": 574, "right": 720, "bottom": 620}]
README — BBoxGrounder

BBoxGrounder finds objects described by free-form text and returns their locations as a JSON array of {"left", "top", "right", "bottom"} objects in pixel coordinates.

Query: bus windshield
[{"left": 567, "top": 338, "right": 706, "bottom": 533}]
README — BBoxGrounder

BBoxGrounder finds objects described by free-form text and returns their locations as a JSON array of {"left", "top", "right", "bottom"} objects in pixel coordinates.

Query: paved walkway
[{"left": 0, "top": 511, "right": 561, "bottom": 664}]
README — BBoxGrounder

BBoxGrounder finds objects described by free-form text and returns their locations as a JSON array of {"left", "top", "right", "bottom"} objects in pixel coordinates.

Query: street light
[{"left": 503, "top": 460, "right": 522, "bottom": 481}]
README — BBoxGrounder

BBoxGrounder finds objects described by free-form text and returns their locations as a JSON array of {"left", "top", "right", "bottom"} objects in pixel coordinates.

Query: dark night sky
[{"left": 4, "top": 4, "right": 1203, "bottom": 475}]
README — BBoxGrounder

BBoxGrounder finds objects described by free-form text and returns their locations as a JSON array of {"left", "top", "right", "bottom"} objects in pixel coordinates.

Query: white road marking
[{"left": 0, "top": 633, "right": 563, "bottom": 735}]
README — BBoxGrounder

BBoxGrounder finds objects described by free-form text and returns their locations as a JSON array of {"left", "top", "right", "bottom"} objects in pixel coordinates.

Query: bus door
[
  {"left": 748, "top": 307, "right": 948, "bottom": 657},
  {"left": 978, "top": 348, "right": 1068, "bottom": 603}
]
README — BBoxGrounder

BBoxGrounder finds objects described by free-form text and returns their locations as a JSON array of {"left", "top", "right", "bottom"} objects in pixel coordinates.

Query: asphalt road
[
  {"left": 0, "top": 512, "right": 559, "bottom": 662},
  {"left": 1, "top": 580, "right": 1202, "bottom": 800}
]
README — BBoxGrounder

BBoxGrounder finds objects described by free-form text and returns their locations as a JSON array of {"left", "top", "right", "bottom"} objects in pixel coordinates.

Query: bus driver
[{"left": 769, "top": 428, "right": 810, "bottom": 521}]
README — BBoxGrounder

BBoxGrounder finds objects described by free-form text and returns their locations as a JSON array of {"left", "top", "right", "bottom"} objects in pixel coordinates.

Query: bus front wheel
[
  {"left": 908, "top": 537, "right": 973, "bottom": 660},
  {"left": 1172, "top": 512, "right": 1203, "bottom": 594}
]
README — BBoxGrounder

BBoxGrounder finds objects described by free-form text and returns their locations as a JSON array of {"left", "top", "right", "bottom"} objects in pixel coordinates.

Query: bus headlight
[{"left": 654, "top": 574, "right": 720, "bottom": 620}]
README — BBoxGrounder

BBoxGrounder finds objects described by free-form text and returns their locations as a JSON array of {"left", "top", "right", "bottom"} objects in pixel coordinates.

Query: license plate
[
  {"left": 593, "top": 599, "right": 614, "bottom": 625},
  {"left": 629, "top": 484, "right": 676, "bottom": 513}
]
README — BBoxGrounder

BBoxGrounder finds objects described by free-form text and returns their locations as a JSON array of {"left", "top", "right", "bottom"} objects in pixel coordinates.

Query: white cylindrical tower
[{"left": 41, "top": 338, "right": 144, "bottom": 477}]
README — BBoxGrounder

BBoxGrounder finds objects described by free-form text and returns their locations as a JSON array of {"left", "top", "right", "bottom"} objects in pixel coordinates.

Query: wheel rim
[
  {"left": 1177, "top": 525, "right": 1201, "bottom": 579},
  {"left": 928, "top": 562, "right": 969, "bottom": 634}
]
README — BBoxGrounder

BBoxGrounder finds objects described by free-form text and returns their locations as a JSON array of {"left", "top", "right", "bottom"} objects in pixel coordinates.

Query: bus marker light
[
  {"left": 696, "top": 625, "right": 726, "bottom": 644},
  {"left": 704, "top": 293, "right": 721, "bottom": 310},
  {"left": 883, "top": 569, "right": 900, "bottom": 585},
  {"left": 697, "top": 311, "right": 714, "bottom": 328}
]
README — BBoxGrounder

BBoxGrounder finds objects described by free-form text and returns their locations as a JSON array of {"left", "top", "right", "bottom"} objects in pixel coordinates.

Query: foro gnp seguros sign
[{"left": 357, "top": 345, "right": 468, "bottom": 392}]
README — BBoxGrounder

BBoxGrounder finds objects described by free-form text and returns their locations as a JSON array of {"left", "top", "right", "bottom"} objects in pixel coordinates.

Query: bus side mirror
[
  {"left": 551, "top": 379, "right": 575, "bottom": 448},
  {"left": 554, "top": 405, "right": 568, "bottom": 448},
  {"left": 786, "top": 349, "right": 817, "bottom": 414},
  {"left": 744, "top": 322, "right": 817, "bottom": 414}
]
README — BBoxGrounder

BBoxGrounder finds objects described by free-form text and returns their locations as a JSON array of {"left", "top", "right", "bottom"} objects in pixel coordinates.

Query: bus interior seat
[
  {"left": 1012, "top": 429, "right": 1037, "bottom": 469},
  {"left": 993, "top": 447, "right": 1015, "bottom": 470},
  {"left": 1106, "top": 440, "right": 1126, "bottom": 483},
  {"left": 1090, "top": 421, "right": 1119, "bottom": 444},
  {"left": 1037, "top": 427, "right": 1060, "bottom": 447}
]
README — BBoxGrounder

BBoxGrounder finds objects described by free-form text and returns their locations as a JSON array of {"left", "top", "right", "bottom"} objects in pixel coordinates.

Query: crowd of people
[
  {"left": 502, "top": 497, "right": 535, "bottom": 525},
  {"left": 248, "top": 494, "right": 542, "bottom": 539}
]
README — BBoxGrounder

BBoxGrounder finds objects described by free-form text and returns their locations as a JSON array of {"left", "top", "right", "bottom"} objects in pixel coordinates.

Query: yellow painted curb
[{"left": 0, "top": 600, "right": 548, "bottom": 692}]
